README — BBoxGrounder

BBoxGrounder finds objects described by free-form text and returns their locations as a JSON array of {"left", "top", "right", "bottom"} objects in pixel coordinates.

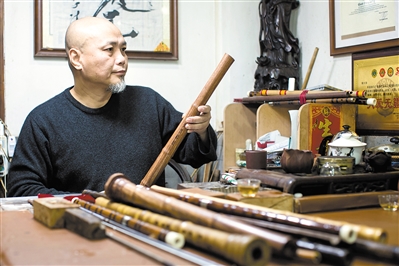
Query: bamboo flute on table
[
  {"left": 104, "top": 174, "right": 360, "bottom": 265},
  {"left": 71, "top": 197, "right": 185, "bottom": 249},
  {"left": 94, "top": 194, "right": 354, "bottom": 265},
  {"left": 105, "top": 173, "right": 297, "bottom": 259},
  {"left": 233, "top": 214, "right": 399, "bottom": 264},
  {"left": 75, "top": 205, "right": 218, "bottom": 266},
  {"left": 139, "top": 53, "right": 235, "bottom": 187},
  {"left": 149, "top": 185, "right": 387, "bottom": 244},
  {"left": 90, "top": 196, "right": 270, "bottom": 266}
]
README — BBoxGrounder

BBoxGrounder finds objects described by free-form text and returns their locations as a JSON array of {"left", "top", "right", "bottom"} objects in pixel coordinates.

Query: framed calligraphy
[
  {"left": 34, "top": 0, "right": 178, "bottom": 60},
  {"left": 353, "top": 47, "right": 399, "bottom": 135},
  {"left": 329, "top": 0, "right": 399, "bottom": 55}
]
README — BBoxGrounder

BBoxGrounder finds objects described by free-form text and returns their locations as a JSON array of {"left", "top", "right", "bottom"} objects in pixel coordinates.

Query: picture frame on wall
[
  {"left": 329, "top": 0, "right": 399, "bottom": 56},
  {"left": 352, "top": 47, "right": 399, "bottom": 135},
  {"left": 34, "top": 0, "right": 178, "bottom": 60}
]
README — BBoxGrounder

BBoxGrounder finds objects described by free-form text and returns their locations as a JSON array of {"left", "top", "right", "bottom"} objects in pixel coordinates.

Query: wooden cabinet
[{"left": 223, "top": 103, "right": 356, "bottom": 172}]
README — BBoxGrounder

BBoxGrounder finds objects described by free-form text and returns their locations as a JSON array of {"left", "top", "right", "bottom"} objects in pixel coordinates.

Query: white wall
[{"left": 4, "top": 0, "right": 353, "bottom": 136}]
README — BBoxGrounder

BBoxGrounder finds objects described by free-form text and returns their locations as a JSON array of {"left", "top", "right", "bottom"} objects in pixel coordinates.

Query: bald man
[{"left": 7, "top": 17, "right": 217, "bottom": 197}]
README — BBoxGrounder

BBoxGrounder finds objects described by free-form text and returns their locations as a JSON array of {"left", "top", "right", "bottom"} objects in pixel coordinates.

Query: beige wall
[{"left": 4, "top": 0, "right": 354, "bottom": 135}]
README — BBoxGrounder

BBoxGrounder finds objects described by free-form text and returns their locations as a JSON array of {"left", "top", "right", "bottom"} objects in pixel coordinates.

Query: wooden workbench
[{"left": 1, "top": 201, "right": 398, "bottom": 265}]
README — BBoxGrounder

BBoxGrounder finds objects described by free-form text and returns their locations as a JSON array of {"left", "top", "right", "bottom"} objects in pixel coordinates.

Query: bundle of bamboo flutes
[
  {"left": 99, "top": 173, "right": 399, "bottom": 266},
  {"left": 236, "top": 89, "right": 377, "bottom": 106}
]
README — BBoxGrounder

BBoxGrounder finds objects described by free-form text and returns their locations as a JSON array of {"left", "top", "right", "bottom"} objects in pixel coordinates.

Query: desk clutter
[{"left": 1, "top": 172, "right": 399, "bottom": 265}]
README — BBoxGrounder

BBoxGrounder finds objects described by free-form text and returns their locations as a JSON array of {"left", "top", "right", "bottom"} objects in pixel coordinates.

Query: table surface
[{"left": 1, "top": 197, "right": 398, "bottom": 266}]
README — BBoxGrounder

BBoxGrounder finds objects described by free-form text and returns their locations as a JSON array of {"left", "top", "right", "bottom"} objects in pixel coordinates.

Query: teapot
[
  {"left": 367, "top": 136, "right": 399, "bottom": 168},
  {"left": 327, "top": 132, "right": 367, "bottom": 165},
  {"left": 318, "top": 125, "right": 359, "bottom": 156}
]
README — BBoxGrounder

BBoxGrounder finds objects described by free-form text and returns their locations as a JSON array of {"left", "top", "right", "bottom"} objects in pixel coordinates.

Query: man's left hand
[{"left": 185, "top": 105, "right": 211, "bottom": 143}]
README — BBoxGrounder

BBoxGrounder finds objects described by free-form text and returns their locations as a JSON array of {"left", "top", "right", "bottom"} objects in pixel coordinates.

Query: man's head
[{"left": 65, "top": 17, "right": 128, "bottom": 93}]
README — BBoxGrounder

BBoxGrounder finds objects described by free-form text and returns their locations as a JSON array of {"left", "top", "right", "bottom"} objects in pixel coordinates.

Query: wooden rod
[
  {"left": 140, "top": 54, "right": 235, "bottom": 187},
  {"left": 301, "top": 47, "right": 319, "bottom": 90}
]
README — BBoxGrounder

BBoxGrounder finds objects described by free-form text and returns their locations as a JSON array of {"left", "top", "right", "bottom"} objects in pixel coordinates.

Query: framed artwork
[
  {"left": 34, "top": 0, "right": 178, "bottom": 60},
  {"left": 329, "top": 0, "right": 399, "bottom": 55},
  {"left": 353, "top": 47, "right": 399, "bottom": 135}
]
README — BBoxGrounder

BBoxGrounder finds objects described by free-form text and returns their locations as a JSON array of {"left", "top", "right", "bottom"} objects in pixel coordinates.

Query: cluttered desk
[{"left": 1, "top": 173, "right": 398, "bottom": 266}]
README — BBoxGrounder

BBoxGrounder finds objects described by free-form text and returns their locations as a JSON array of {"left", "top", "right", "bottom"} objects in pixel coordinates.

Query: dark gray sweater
[{"left": 7, "top": 86, "right": 217, "bottom": 196}]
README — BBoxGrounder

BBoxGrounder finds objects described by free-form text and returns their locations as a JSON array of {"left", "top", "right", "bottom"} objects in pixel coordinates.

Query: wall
[{"left": 4, "top": 0, "right": 354, "bottom": 136}]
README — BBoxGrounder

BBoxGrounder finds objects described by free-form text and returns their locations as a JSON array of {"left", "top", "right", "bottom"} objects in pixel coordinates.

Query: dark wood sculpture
[{"left": 254, "top": 0, "right": 300, "bottom": 91}]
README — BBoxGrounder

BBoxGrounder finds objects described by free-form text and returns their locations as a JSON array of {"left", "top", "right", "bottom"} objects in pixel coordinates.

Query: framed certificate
[
  {"left": 34, "top": 0, "right": 178, "bottom": 60},
  {"left": 329, "top": 0, "right": 399, "bottom": 55},
  {"left": 353, "top": 47, "right": 399, "bottom": 135}
]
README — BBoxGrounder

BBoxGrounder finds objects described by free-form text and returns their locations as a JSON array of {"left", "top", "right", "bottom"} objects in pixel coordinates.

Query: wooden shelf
[{"left": 223, "top": 103, "right": 357, "bottom": 172}]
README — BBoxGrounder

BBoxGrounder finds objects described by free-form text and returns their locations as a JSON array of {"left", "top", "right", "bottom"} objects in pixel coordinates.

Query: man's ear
[{"left": 68, "top": 48, "right": 82, "bottom": 70}]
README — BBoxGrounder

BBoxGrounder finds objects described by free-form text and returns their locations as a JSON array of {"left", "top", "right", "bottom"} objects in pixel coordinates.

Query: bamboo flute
[
  {"left": 94, "top": 196, "right": 271, "bottom": 266},
  {"left": 71, "top": 197, "right": 185, "bottom": 249},
  {"left": 230, "top": 214, "right": 341, "bottom": 245},
  {"left": 267, "top": 97, "right": 376, "bottom": 106},
  {"left": 149, "top": 185, "right": 387, "bottom": 244},
  {"left": 105, "top": 173, "right": 297, "bottom": 258},
  {"left": 140, "top": 54, "right": 235, "bottom": 187},
  {"left": 230, "top": 215, "right": 354, "bottom": 265},
  {"left": 97, "top": 197, "right": 352, "bottom": 265},
  {"left": 248, "top": 89, "right": 368, "bottom": 97},
  {"left": 242, "top": 91, "right": 370, "bottom": 104},
  {"left": 78, "top": 207, "right": 220, "bottom": 266}
]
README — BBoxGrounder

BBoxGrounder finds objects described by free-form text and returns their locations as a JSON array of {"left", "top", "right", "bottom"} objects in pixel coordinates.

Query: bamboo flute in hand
[
  {"left": 140, "top": 53, "right": 235, "bottom": 187},
  {"left": 94, "top": 196, "right": 271, "bottom": 266}
]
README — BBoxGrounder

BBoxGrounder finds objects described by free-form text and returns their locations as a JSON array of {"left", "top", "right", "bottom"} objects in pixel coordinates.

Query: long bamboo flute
[
  {"left": 248, "top": 89, "right": 367, "bottom": 97},
  {"left": 72, "top": 197, "right": 185, "bottom": 249},
  {"left": 267, "top": 97, "right": 376, "bottom": 106},
  {"left": 230, "top": 214, "right": 341, "bottom": 245},
  {"left": 243, "top": 91, "right": 369, "bottom": 104},
  {"left": 96, "top": 198, "right": 328, "bottom": 265},
  {"left": 80, "top": 207, "right": 220, "bottom": 266},
  {"left": 105, "top": 173, "right": 297, "bottom": 258},
  {"left": 149, "top": 185, "right": 387, "bottom": 244},
  {"left": 231, "top": 215, "right": 354, "bottom": 265},
  {"left": 140, "top": 54, "right": 235, "bottom": 187},
  {"left": 94, "top": 196, "right": 271, "bottom": 266}
]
